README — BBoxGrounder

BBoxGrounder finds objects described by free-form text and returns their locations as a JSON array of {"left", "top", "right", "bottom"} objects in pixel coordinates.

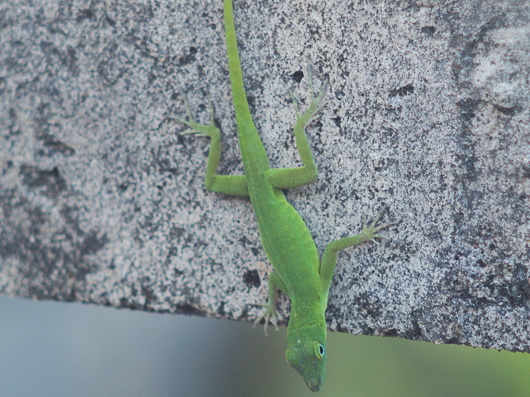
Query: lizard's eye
[{"left": 315, "top": 343, "right": 325, "bottom": 360}]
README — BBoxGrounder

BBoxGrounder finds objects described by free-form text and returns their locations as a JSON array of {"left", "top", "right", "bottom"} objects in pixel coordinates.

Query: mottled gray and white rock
[{"left": 1, "top": 0, "right": 529, "bottom": 351}]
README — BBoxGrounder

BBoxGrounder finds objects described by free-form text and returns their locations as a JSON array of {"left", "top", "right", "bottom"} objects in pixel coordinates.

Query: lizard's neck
[
  {"left": 287, "top": 295, "right": 327, "bottom": 332},
  {"left": 287, "top": 302, "right": 327, "bottom": 346}
]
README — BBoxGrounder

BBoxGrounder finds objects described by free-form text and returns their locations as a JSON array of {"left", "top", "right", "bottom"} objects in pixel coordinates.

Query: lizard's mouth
[{"left": 307, "top": 381, "right": 322, "bottom": 392}]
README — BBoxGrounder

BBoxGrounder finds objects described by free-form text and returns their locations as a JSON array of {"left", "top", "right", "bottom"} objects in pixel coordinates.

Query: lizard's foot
[
  {"left": 176, "top": 93, "right": 220, "bottom": 139},
  {"left": 252, "top": 302, "right": 279, "bottom": 336},
  {"left": 359, "top": 211, "right": 396, "bottom": 244},
  {"left": 293, "top": 68, "right": 329, "bottom": 127}
]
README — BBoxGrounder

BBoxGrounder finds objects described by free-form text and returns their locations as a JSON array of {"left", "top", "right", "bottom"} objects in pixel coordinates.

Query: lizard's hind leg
[
  {"left": 266, "top": 71, "right": 328, "bottom": 190},
  {"left": 177, "top": 93, "right": 249, "bottom": 196}
]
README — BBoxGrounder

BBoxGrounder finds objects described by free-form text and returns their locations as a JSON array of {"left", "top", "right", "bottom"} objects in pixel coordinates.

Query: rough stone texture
[{"left": 1, "top": 0, "right": 529, "bottom": 351}]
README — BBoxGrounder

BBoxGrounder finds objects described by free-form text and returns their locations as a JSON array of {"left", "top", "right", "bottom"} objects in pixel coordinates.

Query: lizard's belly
[{"left": 252, "top": 194, "right": 321, "bottom": 278}]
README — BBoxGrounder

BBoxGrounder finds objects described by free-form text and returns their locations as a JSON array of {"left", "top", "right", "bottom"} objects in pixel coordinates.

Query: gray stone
[{"left": 1, "top": 0, "right": 529, "bottom": 351}]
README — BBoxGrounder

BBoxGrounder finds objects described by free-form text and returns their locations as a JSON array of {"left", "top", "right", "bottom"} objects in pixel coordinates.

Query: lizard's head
[{"left": 285, "top": 326, "right": 327, "bottom": 392}]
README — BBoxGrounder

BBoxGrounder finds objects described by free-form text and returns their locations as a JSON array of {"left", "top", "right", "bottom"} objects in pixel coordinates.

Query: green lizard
[{"left": 179, "top": 0, "right": 390, "bottom": 391}]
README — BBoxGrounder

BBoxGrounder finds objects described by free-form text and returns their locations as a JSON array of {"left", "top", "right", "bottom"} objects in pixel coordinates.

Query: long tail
[{"left": 223, "top": 0, "right": 254, "bottom": 127}]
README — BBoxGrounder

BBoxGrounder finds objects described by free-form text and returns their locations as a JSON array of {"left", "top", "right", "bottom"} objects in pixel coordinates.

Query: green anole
[{"left": 179, "top": 0, "right": 391, "bottom": 391}]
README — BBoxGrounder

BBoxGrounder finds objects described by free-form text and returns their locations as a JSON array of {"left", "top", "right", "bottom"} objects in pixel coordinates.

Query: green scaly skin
[{"left": 179, "top": 0, "right": 391, "bottom": 391}]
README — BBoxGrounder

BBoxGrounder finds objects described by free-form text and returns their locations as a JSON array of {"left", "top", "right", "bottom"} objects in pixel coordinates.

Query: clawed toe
[
  {"left": 360, "top": 210, "right": 397, "bottom": 243},
  {"left": 252, "top": 304, "right": 279, "bottom": 336},
  {"left": 292, "top": 68, "right": 329, "bottom": 127},
  {"left": 175, "top": 91, "right": 219, "bottom": 137}
]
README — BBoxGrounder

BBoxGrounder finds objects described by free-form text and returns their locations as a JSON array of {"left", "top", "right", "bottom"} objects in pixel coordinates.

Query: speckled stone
[{"left": 1, "top": 0, "right": 529, "bottom": 351}]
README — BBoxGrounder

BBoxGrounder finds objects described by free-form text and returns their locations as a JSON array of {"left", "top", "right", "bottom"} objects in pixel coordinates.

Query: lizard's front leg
[
  {"left": 253, "top": 271, "right": 287, "bottom": 335},
  {"left": 320, "top": 212, "right": 393, "bottom": 289}
]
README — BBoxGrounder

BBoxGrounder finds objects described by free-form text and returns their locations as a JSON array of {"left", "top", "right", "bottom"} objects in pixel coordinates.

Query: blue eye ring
[{"left": 315, "top": 343, "right": 325, "bottom": 360}]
